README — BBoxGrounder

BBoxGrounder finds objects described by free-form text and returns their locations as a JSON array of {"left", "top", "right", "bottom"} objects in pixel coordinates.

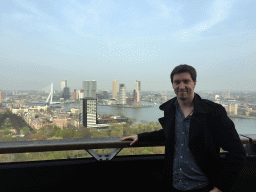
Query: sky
[{"left": 0, "top": 0, "right": 255, "bottom": 92}]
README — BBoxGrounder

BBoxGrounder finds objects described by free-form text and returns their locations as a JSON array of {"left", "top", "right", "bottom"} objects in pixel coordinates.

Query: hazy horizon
[{"left": 1, "top": 0, "right": 255, "bottom": 92}]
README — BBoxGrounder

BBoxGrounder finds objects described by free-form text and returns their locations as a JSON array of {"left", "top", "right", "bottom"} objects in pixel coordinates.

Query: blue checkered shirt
[{"left": 172, "top": 99, "right": 210, "bottom": 190}]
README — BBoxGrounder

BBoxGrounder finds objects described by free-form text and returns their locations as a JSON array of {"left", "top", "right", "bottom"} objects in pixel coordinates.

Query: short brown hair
[{"left": 170, "top": 64, "right": 197, "bottom": 84}]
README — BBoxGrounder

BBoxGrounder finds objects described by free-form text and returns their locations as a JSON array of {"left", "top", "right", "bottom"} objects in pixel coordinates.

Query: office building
[
  {"left": 228, "top": 103, "right": 238, "bottom": 115},
  {"left": 215, "top": 95, "right": 220, "bottom": 100},
  {"left": 80, "top": 97, "right": 109, "bottom": 130},
  {"left": 112, "top": 79, "right": 119, "bottom": 99},
  {"left": 78, "top": 89, "right": 84, "bottom": 100},
  {"left": 117, "top": 84, "right": 126, "bottom": 105},
  {"left": 62, "top": 87, "right": 70, "bottom": 100},
  {"left": 73, "top": 89, "right": 79, "bottom": 100},
  {"left": 134, "top": 80, "right": 141, "bottom": 103},
  {"left": 222, "top": 91, "right": 230, "bottom": 99},
  {"left": 80, "top": 97, "right": 97, "bottom": 128},
  {"left": 83, "top": 80, "right": 97, "bottom": 99},
  {"left": 61, "top": 80, "right": 67, "bottom": 92},
  {"left": 102, "top": 91, "right": 109, "bottom": 99}
]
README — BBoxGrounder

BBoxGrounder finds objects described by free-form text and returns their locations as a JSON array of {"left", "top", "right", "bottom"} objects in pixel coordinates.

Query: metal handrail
[{"left": 0, "top": 134, "right": 252, "bottom": 154}]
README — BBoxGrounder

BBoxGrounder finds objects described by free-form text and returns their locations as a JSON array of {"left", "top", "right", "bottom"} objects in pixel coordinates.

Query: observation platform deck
[{"left": 0, "top": 134, "right": 255, "bottom": 191}]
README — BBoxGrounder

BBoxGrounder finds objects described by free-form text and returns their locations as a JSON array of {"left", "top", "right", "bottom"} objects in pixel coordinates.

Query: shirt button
[
  {"left": 180, "top": 180, "right": 182, "bottom": 182},
  {"left": 180, "top": 156, "right": 182, "bottom": 158},
  {"left": 181, "top": 144, "right": 184, "bottom": 146},
  {"left": 182, "top": 132, "right": 184, "bottom": 134},
  {"left": 180, "top": 168, "right": 182, "bottom": 170}
]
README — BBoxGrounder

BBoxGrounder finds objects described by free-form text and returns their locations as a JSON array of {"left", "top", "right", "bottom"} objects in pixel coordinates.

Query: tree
[
  {"left": 28, "top": 132, "right": 47, "bottom": 140},
  {"left": 5, "top": 135, "right": 14, "bottom": 142},
  {"left": 145, "top": 124, "right": 154, "bottom": 132},
  {"left": 47, "top": 151, "right": 67, "bottom": 160},
  {"left": 75, "top": 126, "right": 92, "bottom": 138},
  {"left": 109, "top": 124, "right": 123, "bottom": 137},
  {"left": 47, "top": 136, "right": 63, "bottom": 140},
  {"left": 20, "top": 127, "right": 30, "bottom": 136},
  {"left": 126, "top": 117, "right": 136, "bottom": 126}
]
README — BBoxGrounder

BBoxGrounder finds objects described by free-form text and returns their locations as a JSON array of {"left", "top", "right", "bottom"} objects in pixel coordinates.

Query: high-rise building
[
  {"left": 117, "top": 84, "right": 126, "bottom": 105},
  {"left": 228, "top": 103, "right": 238, "bottom": 115},
  {"left": 112, "top": 79, "right": 119, "bottom": 99},
  {"left": 80, "top": 97, "right": 97, "bottom": 128},
  {"left": 62, "top": 87, "right": 70, "bottom": 100},
  {"left": 83, "top": 80, "right": 97, "bottom": 99},
  {"left": 102, "top": 91, "right": 109, "bottom": 99},
  {"left": 215, "top": 95, "right": 220, "bottom": 100},
  {"left": 78, "top": 89, "right": 84, "bottom": 100},
  {"left": 134, "top": 80, "right": 141, "bottom": 103},
  {"left": 222, "top": 91, "right": 230, "bottom": 99},
  {"left": 73, "top": 89, "right": 79, "bottom": 100},
  {"left": 61, "top": 80, "right": 67, "bottom": 92}
]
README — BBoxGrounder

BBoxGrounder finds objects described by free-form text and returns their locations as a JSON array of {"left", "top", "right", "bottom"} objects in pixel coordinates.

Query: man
[{"left": 120, "top": 64, "right": 246, "bottom": 192}]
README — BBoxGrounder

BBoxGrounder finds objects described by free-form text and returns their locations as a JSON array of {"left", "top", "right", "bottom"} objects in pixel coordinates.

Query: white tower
[
  {"left": 117, "top": 84, "right": 126, "bottom": 105},
  {"left": 61, "top": 80, "right": 67, "bottom": 92}
]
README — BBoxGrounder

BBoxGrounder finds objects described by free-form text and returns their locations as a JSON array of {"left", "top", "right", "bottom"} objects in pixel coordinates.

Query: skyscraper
[
  {"left": 80, "top": 97, "right": 97, "bottom": 128},
  {"left": 134, "top": 80, "right": 141, "bottom": 103},
  {"left": 112, "top": 79, "right": 119, "bottom": 99},
  {"left": 117, "top": 84, "right": 126, "bottom": 105},
  {"left": 83, "top": 80, "right": 97, "bottom": 99},
  {"left": 62, "top": 87, "right": 70, "bottom": 100},
  {"left": 228, "top": 103, "right": 238, "bottom": 115},
  {"left": 73, "top": 89, "right": 79, "bottom": 100},
  {"left": 61, "top": 80, "right": 67, "bottom": 92}
]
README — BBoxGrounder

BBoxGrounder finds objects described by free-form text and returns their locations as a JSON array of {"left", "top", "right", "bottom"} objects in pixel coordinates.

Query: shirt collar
[{"left": 160, "top": 93, "right": 209, "bottom": 114}]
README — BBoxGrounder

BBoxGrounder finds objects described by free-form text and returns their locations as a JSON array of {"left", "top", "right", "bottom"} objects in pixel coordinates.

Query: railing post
[
  {"left": 240, "top": 134, "right": 256, "bottom": 157},
  {"left": 86, "top": 148, "right": 123, "bottom": 161},
  {"left": 244, "top": 143, "right": 256, "bottom": 156}
]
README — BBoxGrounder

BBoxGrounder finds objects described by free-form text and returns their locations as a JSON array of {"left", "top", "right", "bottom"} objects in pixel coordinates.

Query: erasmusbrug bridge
[{"left": 45, "top": 83, "right": 60, "bottom": 105}]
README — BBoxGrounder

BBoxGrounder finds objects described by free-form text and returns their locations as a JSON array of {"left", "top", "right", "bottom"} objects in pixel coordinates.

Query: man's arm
[
  {"left": 214, "top": 106, "right": 246, "bottom": 192},
  {"left": 138, "top": 129, "right": 165, "bottom": 143},
  {"left": 120, "top": 129, "right": 165, "bottom": 145},
  {"left": 119, "top": 135, "right": 138, "bottom": 145}
]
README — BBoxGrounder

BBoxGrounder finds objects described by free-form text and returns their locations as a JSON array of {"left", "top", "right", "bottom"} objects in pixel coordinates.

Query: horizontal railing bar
[{"left": 0, "top": 134, "right": 252, "bottom": 154}]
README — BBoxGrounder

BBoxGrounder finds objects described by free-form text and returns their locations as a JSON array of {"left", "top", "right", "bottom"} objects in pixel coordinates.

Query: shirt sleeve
[{"left": 138, "top": 129, "right": 165, "bottom": 143}]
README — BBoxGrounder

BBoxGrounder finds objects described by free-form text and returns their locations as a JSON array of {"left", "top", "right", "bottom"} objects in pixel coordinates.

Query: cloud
[
  {"left": 61, "top": 0, "right": 109, "bottom": 38},
  {"left": 147, "top": 0, "right": 183, "bottom": 23},
  {"left": 166, "top": 0, "right": 233, "bottom": 42},
  {"left": 13, "top": 0, "right": 42, "bottom": 16}
]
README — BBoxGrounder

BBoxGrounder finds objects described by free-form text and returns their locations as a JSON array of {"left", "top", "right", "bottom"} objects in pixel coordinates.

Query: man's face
[{"left": 172, "top": 72, "right": 196, "bottom": 101}]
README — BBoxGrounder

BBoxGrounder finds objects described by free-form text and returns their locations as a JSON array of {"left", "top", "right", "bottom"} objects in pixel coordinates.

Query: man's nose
[{"left": 179, "top": 82, "right": 185, "bottom": 89}]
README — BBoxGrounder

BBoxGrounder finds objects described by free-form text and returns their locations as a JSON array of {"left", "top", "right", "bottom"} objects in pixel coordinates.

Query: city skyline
[{"left": 0, "top": 0, "right": 255, "bottom": 91}]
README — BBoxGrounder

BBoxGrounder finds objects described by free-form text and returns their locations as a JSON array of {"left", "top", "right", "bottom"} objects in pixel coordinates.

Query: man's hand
[
  {"left": 120, "top": 135, "right": 138, "bottom": 146},
  {"left": 210, "top": 186, "right": 222, "bottom": 192}
]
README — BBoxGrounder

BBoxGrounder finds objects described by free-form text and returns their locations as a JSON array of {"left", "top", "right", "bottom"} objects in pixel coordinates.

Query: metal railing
[{"left": 0, "top": 134, "right": 255, "bottom": 161}]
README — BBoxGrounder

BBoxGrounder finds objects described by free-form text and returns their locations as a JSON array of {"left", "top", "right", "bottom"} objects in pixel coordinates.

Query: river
[
  {"left": 2, "top": 101, "right": 256, "bottom": 135},
  {"left": 56, "top": 101, "right": 256, "bottom": 135}
]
